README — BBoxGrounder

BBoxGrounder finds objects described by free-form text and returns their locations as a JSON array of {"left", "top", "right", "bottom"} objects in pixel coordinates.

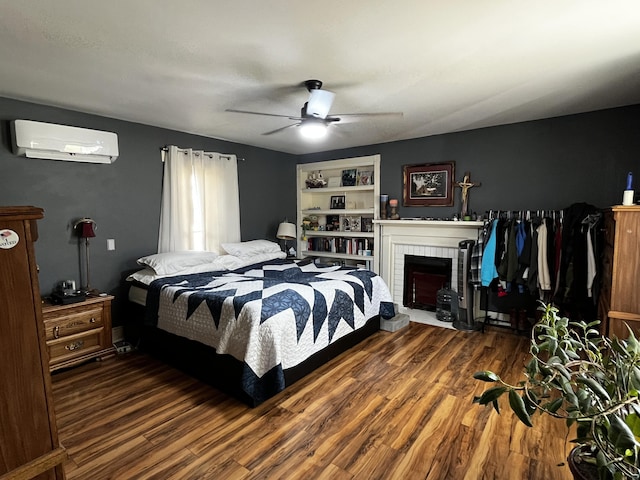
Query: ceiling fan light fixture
[
  {"left": 299, "top": 120, "right": 328, "bottom": 140},
  {"left": 306, "top": 89, "right": 335, "bottom": 118}
]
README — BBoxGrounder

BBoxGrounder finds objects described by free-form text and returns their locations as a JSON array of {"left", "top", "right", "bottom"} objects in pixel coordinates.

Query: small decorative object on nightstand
[
  {"left": 73, "top": 217, "right": 99, "bottom": 295},
  {"left": 42, "top": 294, "right": 116, "bottom": 372}
]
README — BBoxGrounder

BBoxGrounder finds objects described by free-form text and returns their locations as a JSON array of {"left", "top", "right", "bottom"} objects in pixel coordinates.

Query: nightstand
[{"left": 42, "top": 295, "right": 116, "bottom": 372}]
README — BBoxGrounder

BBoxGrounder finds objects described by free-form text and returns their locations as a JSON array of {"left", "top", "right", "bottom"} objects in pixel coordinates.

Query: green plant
[{"left": 473, "top": 303, "right": 640, "bottom": 479}]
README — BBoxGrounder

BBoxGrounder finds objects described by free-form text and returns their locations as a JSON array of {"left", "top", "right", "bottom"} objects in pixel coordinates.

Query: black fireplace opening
[{"left": 403, "top": 255, "right": 452, "bottom": 311}]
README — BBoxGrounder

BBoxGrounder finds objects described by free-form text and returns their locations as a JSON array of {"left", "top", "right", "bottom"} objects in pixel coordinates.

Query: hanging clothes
[
  {"left": 537, "top": 219, "right": 551, "bottom": 292},
  {"left": 470, "top": 221, "right": 488, "bottom": 288},
  {"left": 553, "top": 203, "right": 601, "bottom": 320},
  {"left": 586, "top": 223, "right": 596, "bottom": 298},
  {"left": 527, "top": 219, "right": 540, "bottom": 295},
  {"left": 481, "top": 219, "right": 499, "bottom": 287},
  {"left": 514, "top": 220, "right": 528, "bottom": 293}
]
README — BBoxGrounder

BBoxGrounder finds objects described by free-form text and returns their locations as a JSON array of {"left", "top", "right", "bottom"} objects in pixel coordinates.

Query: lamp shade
[
  {"left": 276, "top": 222, "right": 296, "bottom": 240},
  {"left": 75, "top": 218, "right": 96, "bottom": 238}
]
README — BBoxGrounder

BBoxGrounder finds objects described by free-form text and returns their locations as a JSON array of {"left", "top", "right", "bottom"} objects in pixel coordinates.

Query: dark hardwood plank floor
[{"left": 51, "top": 323, "right": 573, "bottom": 479}]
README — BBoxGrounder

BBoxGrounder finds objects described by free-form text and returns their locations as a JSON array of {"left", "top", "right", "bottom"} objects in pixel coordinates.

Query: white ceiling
[{"left": 1, "top": 1, "right": 639, "bottom": 155}]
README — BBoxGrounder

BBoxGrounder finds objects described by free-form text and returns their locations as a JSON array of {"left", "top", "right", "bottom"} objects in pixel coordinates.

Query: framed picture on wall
[{"left": 402, "top": 161, "right": 455, "bottom": 207}]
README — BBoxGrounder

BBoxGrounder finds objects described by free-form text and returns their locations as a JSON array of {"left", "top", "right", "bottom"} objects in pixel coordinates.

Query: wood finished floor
[{"left": 51, "top": 323, "right": 573, "bottom": 480}]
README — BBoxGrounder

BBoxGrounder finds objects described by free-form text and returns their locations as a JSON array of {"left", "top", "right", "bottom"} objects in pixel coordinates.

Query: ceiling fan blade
[
  {"left": 332, "top": 112, "right": 404, "bottom": 119},
  {"left": 226, "top": 108, "right": 294, "bottom": 119},
  {"left": 262, "top": 123, "right": 300, "bottom": 136}
]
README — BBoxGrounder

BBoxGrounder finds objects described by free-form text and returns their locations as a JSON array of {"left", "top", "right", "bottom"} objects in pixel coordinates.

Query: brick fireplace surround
[{"left": 376, "top": 220, "right": 483, "bottom": 324}]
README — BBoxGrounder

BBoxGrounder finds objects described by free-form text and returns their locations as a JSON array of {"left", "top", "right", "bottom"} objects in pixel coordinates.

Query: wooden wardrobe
[
  {"left": 0, "top": 206, "right": 66, "bottom": 479},
  {"left": 599, "top": 205, "right": 640, "bottom": 339}
]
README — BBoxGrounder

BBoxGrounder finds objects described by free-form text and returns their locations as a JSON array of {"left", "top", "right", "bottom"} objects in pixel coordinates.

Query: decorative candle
[
  {"left": 623, "top": 171, "right": 635, "bottom": 205},
  {"left": 380, "top": 194, "right": 389, "bottom": 219},
  {"left": 389, "top": 199, "right": 398, "bottom": 207}
]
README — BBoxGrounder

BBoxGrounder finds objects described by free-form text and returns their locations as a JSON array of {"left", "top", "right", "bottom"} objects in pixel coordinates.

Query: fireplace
[
  {"left": 403, "top": 255, "right": 452, "bottom": 310},
  {"left": 377, "top": 220, "right": 481, "bottom": 321}
]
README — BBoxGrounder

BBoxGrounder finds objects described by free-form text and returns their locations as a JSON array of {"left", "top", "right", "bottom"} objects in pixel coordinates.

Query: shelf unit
[{"left": 297, "top": 155, "right": 380, "bottom": 272}]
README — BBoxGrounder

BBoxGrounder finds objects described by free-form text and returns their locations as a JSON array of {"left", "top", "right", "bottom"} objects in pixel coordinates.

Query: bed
[{"left": 127, "top": 240, "right": 395, "bottom": 406}]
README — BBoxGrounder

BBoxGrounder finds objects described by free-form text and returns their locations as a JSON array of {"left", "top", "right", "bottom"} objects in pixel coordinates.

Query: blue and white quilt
[{"left": 145, "top": 259, "right": 395, "bottom": 403}]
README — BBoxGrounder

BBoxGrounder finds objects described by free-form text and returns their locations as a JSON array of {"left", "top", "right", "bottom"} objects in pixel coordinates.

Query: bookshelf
[{"left": 296, "top": 155, "right": 380, "bottom": 272}]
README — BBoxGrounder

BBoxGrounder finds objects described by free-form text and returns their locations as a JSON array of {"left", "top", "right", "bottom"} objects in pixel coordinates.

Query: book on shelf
[{"left": 306, "top": 237, "right": 374, "bottom": 256}]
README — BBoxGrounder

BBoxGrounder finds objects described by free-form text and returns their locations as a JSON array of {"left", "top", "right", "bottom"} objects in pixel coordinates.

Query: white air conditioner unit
[{"left": 10, "top": 119, "right": 119, "bottom": 164}]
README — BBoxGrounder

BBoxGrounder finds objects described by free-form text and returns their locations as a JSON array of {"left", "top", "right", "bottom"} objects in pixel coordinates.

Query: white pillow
[
  {"left": 221, "top": 240, "right": 282, "bottom": 258},
  {"left": 136, "top": 251, "right": 219, "bottom": 275}
]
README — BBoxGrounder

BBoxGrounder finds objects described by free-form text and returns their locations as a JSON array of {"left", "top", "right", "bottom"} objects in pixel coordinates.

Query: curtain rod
[{"left": 160, "top": 146, "right": 244, "bottom": 161}]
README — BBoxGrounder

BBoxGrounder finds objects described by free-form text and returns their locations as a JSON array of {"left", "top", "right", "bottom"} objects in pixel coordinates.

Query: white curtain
[{"left": 158, "top": 146, "right": 241, "bottom": 253}]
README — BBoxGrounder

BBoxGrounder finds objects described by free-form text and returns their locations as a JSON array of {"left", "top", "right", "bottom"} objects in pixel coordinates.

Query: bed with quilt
[{"left": 127, "top": 240, "right": 395, "bottom": 406}]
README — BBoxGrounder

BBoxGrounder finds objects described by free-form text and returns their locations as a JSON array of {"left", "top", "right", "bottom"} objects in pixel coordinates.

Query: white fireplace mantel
[{"left": 375, "top": 220, "right": 483, "bottom": 306}]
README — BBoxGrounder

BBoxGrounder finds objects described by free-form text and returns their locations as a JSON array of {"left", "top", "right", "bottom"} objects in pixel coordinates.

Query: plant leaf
[
  {"left": 552, "top": 363, "right": 572, "bottom": 381},
  {"left": 627, "top": 326, "right": 640, "bottom": 355},
  {"left": 625, "top": 412, "right": 640, "bottom": 438},
  {"left": 475, "top": 386, "right": 507, "bottom": 406},
  {"left": 543, "top": 397, "right": 564, "bottom": 414},
  {"left": 610, "top": 415, "right": 640, "bottom": 451},
  {"left": 575, "top": 376, "right": 611, "bottom": 402},
  {"left": 473, "top": 371, "right": 500, "bottom": 382},
  {"left": 509, "top": 389, "right": 533, "bottom": 427}
]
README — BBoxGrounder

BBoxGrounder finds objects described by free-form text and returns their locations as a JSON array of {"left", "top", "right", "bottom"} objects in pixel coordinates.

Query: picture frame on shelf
[
  {"left": 402, "top": 161, "right": 455, "bottom": 207},
  {"left": 341, "top": 169, "right": 357, "bottom": 186},
  {"left": 326, "top": 214, "right": 340, "bottom": 231},
  {"left": 330, "top": 195, "right": 346, "bottom": 209},
  {"left": 357, "top": 169, "right": 374, "bottom": 186},
  {"left": 348, "top": 216, "right": 362, "bottom": 232},
  {"left": 361, "top": 217, "right": 373, "bottom": 232}
]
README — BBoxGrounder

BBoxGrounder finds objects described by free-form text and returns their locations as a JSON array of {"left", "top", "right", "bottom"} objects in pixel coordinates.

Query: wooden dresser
[
  {"left": 42, "top": 295, "right": 115, "bottom": 372},
  {"left": 599, "top": 205, "right": 640, "bottom": 339},
  {"left": 0, "top": 206, "right": 66, "bottom": 479}
]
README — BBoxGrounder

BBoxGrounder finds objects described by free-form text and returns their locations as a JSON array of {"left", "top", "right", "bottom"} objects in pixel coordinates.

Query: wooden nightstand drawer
[
  {"left": 47, "top": 329, "right": 105, "bottom": 366},
  {"left": 44, "top": 305, "right": 103, "bottom": 340},
  {"left": 42, "top": 295, "right": 116, "bottom": 371}
]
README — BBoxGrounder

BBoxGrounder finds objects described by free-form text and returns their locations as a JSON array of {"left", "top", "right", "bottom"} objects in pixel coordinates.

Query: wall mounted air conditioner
[{"left": 10, "top": 119, "right": 119, "bottom": 164}]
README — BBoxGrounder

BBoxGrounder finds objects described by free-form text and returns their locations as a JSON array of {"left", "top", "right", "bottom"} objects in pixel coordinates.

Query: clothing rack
[
  {"left": 478, "top": 206, "right": 600, "bottom": 334},
  {"left": 485, "top": 209, "right": 564, "bottom": 222},
  {"left": 160, "top": 146, "right": 244, "bottom": 162}
]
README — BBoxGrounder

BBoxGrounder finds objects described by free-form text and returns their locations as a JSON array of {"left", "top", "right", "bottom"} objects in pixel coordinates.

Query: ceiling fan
[{"left": 226, "top": 79, "right": 403, "bottom": 139}]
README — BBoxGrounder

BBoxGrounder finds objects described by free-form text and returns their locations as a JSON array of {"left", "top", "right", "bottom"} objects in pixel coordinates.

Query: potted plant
[{"left": 473, "top": 303, "right": 640, "bottom": 479}]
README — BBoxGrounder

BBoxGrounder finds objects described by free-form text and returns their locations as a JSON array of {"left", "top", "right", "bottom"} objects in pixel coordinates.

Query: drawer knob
[
  {"left": 65, "top": 340, "right": 84, "bottom": 351},
  {"left": 90, "top": 317, "right": 96, "bottom": 323},
  {"left": 53, "top": 326, "right": 60, "bottom": 339}
]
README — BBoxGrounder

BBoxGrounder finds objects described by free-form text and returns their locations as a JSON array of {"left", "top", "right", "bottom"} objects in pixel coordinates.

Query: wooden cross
[{"left": 455, "top": 172, "right": 481, "bottom": 218}]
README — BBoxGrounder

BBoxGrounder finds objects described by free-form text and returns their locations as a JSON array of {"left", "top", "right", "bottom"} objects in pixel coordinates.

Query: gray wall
[
  {"left": 2, "top": 96, "right": 638, "bottom": 326},
  {"left": 0, "top": 97, "right": 297, "bottom": 325},
  {"left": 301, "top": 105, "right": 640, "bottom": 219}
]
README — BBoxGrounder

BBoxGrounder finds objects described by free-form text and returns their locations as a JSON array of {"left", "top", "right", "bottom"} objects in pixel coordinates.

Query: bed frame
[{"left": 134, "top": 309, "right": 380, "bottom": 407}]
